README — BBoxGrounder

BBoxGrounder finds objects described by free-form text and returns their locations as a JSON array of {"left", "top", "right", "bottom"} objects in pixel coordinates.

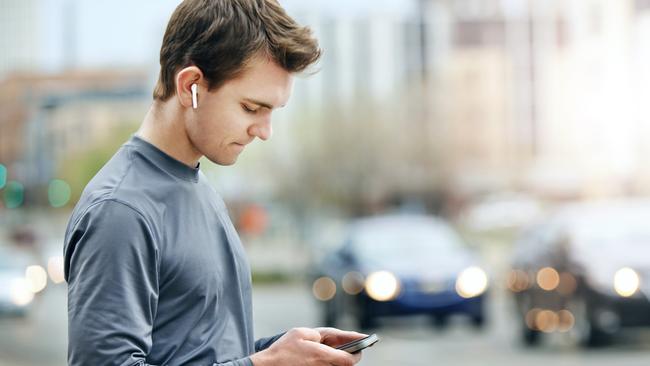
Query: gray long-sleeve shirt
[{"left": 64, "top": 136, "right": 279, "bottom": 366}]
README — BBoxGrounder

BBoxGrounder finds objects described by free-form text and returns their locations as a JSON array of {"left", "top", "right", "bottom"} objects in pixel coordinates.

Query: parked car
[
  {"left": 508, "top": 200, "right": 650, "bottom": 347},
  {"left": 461, "top": 192, "right": 543, "bottom": 232},
  {"left": 311, "top": 214, "right": 489, "bottom": 330}
]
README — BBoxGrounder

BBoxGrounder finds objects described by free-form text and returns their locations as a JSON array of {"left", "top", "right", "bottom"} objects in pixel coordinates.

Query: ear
[{"left": 175, "top": 66, "right": 203, "bottom": 108}]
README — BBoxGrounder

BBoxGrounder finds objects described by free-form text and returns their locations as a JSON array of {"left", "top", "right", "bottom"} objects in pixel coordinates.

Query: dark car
[
  {"left": 508, "top": 200, "right": 650, "bottom": 347},
  {"left": 311, "top": 214, "right": 488, "bottom": 330}
]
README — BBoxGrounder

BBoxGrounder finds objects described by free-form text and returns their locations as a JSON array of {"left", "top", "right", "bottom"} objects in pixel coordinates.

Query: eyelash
[{"left": 242, "top": 104, "right": 258, "bottom": 114}]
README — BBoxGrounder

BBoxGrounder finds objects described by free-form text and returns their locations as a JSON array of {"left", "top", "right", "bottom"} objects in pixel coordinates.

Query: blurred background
[{"left": 2, "top": 0, "right": 650, "bottom": 365}]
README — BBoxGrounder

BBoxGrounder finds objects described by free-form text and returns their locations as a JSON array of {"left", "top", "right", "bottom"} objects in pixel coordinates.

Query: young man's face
[{"left": 185, "top": 55, "right": 293, "bottom": 166}]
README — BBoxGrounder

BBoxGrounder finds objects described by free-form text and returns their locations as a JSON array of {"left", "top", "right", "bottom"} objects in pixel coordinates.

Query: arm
[
  {"left": 64, "top": 199, "right": 261, "bottom": 366},
  {"left": 65, "top": 199, "right": 161, "bottom": 366}
]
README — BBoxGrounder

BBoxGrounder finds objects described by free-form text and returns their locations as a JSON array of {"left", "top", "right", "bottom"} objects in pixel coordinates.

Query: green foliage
[
  {"left": 59, "top": 123, "right": 138, "bottom": 206},
  {"left": 3, "top": 181, "right": 24, "bottom": 208}
]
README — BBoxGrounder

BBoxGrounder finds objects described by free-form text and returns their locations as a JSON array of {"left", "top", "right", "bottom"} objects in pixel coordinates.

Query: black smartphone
[{"left": 335, "top": 334, "right": 379, "bottom": 354}]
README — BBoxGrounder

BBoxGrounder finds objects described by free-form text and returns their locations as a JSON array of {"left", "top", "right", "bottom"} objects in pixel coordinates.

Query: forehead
[{"left": 226, "top": 56, "right": 293, "bottom": 107}]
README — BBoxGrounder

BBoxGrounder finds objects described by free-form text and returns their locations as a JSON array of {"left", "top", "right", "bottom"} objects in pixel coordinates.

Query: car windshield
[
  {"left": 350, "top": 219, "right": 464, "bottom": 266},
  {"left": 572, "top": 211, "right": 650, "bottom": 249}
]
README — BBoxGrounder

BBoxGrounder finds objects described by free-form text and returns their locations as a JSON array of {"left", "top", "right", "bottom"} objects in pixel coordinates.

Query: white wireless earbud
[{"left": 191, "top": 83, "right": 198, "bottom": 109}]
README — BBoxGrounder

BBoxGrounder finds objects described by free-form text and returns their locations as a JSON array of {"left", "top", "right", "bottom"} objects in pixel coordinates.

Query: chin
[{"left": 206, "top": 154, "right": 238, "bottom": 166}]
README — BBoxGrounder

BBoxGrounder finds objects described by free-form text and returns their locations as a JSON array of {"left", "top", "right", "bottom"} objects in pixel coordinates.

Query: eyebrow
[{"left": 243, "top": 98, "right": 285, "bottom": 110}]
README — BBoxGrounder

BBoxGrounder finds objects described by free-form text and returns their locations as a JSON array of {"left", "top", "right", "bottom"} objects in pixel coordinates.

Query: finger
[
  {"left": 320, "top": 330, "right": 369, "bottom": 347},
  {"left": 322, "top": 331, "right": 368, "bottom": 346},
  {"left": 337, "top": 330, "right": 369, "bottom": 339},
  {"left": 314, "top": 342, "right": 361, "bottom": 365},
  {"left": 351, "top": 351, "right": 362, "bottom": 363},
  {"left": 317, "top": 327, "right": 368, "bottom": 338}
]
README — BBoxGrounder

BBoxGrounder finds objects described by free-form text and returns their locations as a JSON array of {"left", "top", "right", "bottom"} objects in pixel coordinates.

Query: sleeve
[
  {"left": 254, "top": 332, "right": 286, "bottom": 352},
  {"left": 64, "top": 199, "right": 161, "bottom": 366}
]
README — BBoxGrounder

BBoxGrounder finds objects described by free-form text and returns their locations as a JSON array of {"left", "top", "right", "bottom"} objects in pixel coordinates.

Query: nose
[{"left": 248, "top": 117, "right": 272, "bottom": 141}]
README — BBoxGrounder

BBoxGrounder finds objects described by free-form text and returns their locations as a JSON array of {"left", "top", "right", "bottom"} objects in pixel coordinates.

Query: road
[{"left": 2, "top": 282, "right": 650, "bottom": 366}]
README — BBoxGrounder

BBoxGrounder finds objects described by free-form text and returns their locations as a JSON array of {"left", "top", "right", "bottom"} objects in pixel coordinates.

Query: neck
[{"left": 136, "top": 101, "right": 202, "bottom": 168}]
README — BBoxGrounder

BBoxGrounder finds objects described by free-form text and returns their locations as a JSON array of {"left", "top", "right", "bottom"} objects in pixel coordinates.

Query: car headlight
[
  {"left": 365, "top": 271, "right": 400, "bottom": 301},
  {"left": 614, "top": 267, "right": 640, "bottom": 297},
  {"left": 10, "top": 278, "right": 35, "bottom": 306},
  {"left": 47, "top": 256, "right": 66, "bottom": 284},
  {"left": 26, "top": 265, "right": 48, "bottom": 293},
  {"left": 456, "top": 266, "right": 488, "bottom": 298}
]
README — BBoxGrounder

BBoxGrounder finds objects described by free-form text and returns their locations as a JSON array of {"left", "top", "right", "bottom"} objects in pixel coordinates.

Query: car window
[
  {"left": 350, "top": 219, "right": 464, "bottom": 264},
  {"left": 573, "top": 213, "right": 650, "bottom": 249}
]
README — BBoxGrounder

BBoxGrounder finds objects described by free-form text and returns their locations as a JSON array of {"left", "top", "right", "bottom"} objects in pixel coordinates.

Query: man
[{"left": 63, "top": 1, "right": 366, "bottom": 365}]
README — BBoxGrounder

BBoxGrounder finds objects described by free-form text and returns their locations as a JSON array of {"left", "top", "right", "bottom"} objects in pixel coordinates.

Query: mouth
[
  {"left": 232, "top": 142, "right": 247, "bottom": 151},
  {"left": 234, "top": 139, "right": 253, "bottom": 147}
]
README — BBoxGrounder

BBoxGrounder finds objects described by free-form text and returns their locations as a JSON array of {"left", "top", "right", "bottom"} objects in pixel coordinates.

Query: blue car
[{"left": 311, "top": 214, "right": 489, "bottom": 330}]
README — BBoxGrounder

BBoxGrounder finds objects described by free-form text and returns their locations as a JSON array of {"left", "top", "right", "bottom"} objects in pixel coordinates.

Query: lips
[
  {"left": 232, "top": 142, "right": 247, "bottom": 151},
  {"left": 235, "top": 139, "right": 253, "bottom": 146}
]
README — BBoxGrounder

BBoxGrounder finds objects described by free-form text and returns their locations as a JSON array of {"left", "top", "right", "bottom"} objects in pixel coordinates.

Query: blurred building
[
  {"left": 0, "top": 70, "right": 149, "bottom": 201},
  {"left": 3, "top": 0, "right": 650, "bottom": 208},
  {"left": 285, "top": 0, "right": 650, "bottom": 200},
  {"left": 0, "top": 0, "right": 40, "bottom": 78}
]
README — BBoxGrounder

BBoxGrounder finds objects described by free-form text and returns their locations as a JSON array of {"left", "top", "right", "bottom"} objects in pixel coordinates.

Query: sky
[{"left": 36, "top": 0, "right": 417, "bottom": 71}]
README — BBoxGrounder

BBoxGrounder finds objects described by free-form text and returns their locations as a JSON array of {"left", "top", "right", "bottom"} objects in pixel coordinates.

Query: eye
[{"left": 242, "top": 104, "right": 258, "bottom": 114}]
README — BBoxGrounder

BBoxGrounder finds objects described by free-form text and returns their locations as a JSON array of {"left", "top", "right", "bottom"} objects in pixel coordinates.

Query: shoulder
[
  {"left": 63, "top": 198, "right": 160, "bottom": 284},
  {"left": 72, "top": 145, "right": 163, "bottom": 231},
  {"left": 66, "top": 198, "right": 154, "bottom": 245}
]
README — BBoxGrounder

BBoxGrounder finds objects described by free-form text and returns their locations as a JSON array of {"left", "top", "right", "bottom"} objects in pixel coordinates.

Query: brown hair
[{"left": 152, "top": 0, "right": 321, "bottom": 101}]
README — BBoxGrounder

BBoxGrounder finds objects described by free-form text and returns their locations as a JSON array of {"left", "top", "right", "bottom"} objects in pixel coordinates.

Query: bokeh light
[
  {"left": 0, "top": 163, "right": 6, "bottom": 189},
  {"left": 25, "top": 265, "right": 48, "bottom": 293},
  {"left": 614, "top": 267, "right": 640, "bottom": 297},
  {"left": 47, "top": 179, "right": 72, "bottom": 208},
  {"left": 3, "top": 181, "right": 24, "bottom": 208},
  {"left": 365, "top": 271, "right": 400, "bottom": 301},
  {"left": 537, "top": 267, "right": 560, "bottom": 291},
  {"left": 342, "top": 271, "right": 365, "bottom": 295},
  {"left": 535, "top": 310, "right": 560, "bottom": 333},
  {"left": 507, "top": 269, "right": 531, "bottom": 293},
  {"left": 557, "top": 310, "right": 575, "bottom": 332},
  {"left": 47, "top": 256, "right": 66, "bottom": 284},
  {"left": 10, "top": 278, "right": 34, "bottom": 306},
  {"left": 312, "top": 276, "right": 336, "bottom": 301},
  {"left": 456, "top": 266, "right": 489, "bottom": 298},
  {"left": 525, "top": 308, "right": 542, "bottom": 330}
]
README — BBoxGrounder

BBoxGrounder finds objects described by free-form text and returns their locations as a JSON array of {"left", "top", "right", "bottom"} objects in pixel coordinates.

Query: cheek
[
  {"left": 186, "top": 109, "right": 240, "bottom": 148},
  {"left": 185, "top": 114, "right": 218, "bottom": 154}
]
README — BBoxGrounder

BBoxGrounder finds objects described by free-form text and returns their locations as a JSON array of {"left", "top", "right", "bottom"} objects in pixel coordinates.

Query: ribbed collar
[{"left": 126, "top": 135, "right": 200, "bottom": 183}]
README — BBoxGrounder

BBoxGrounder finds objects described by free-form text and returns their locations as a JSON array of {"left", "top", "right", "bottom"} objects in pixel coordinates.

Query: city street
[
  {"left": 3, "top": 1, "right": 650, "bottom": 365},
  {"left": 2, "top": 281, "right": 650, "bottom": 366}
]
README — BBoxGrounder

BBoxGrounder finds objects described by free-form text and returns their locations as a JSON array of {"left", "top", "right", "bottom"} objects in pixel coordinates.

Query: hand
[
  {"left": 314, "top": 327, "right": 368, "bottom": 348},
  {"left": 250, "top": 327, "right": 363, "bottom": 366}
]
